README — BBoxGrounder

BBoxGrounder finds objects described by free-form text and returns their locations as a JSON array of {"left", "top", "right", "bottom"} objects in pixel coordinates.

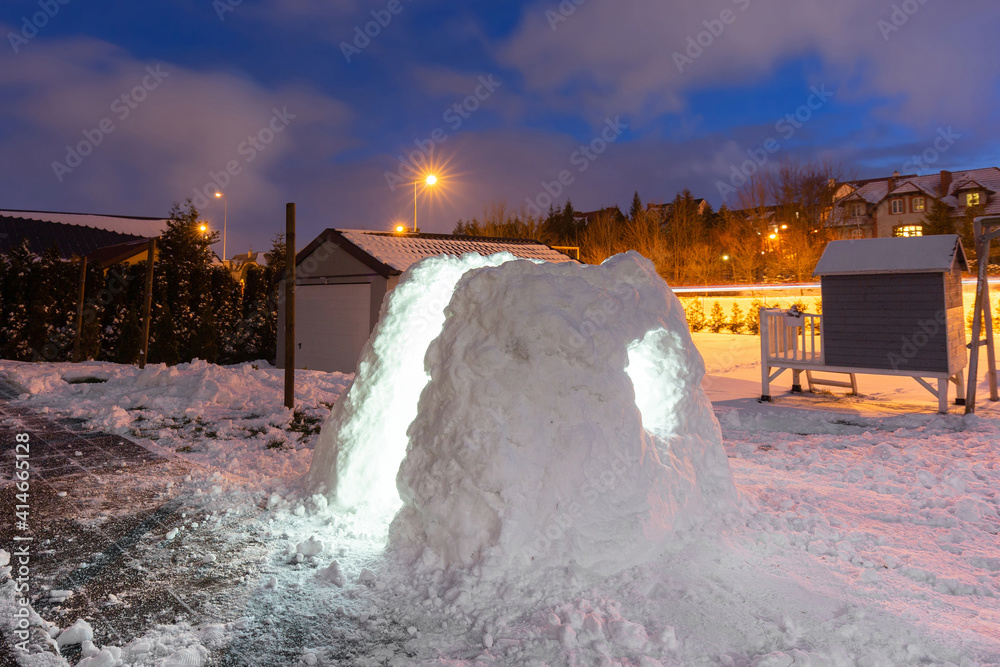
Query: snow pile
[
  {"left": 391, "top": 253, "right": 738, "bottom": 576},
  {"left": 308, "top": 252, "right": 521, "bottom": 518},
  {"left": 309, "top": 251, "right": 737, "bottom": 577}
]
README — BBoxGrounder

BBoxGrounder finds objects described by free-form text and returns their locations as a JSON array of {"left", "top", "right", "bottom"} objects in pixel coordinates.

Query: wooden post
[
  {"left": 760, "top": 307, "right": 771, "bottom": 402},
  {"left": 73, "top": 256, "right": 87, "bottom": 362},
  {"left": 139, "top": 238, "right": 157, "bottom": 369},
  {"left": 966, "top": 218, "right": 1000, "bottom": 413},
  {"left": 284, "top": 204, "right": 296, "bottom": 410}
]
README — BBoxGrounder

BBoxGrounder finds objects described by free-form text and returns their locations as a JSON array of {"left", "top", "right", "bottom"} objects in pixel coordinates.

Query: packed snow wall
[
  {"left": 308, "top": 252, "right": 520, "bottom": 519},
  {"left": 309, "top": 251, "right": 737, "bottom": 576}
]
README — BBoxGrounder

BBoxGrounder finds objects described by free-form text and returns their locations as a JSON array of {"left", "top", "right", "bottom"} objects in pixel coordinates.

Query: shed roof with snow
[
  {"left": 813, "top": 235, "right": 969, "bottom": 277},
  {"left": 0, "top": 209, "right": 169, "bottom": 260},
  {"left": 296, "top": 229, "right": 577, "bottom": 275},
  {"left": 281, "top": 229, "right": 577, "bottom": 373}
]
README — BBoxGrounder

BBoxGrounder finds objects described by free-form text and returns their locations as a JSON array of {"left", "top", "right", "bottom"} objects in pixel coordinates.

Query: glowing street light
[
  {"left": 198, "top": 223, "right": 208, "bottom": 233},
  {"left": 214, "top": 191, "right": 228, "bottom": 265},
  {"left": 413, "top": 174, "right": 438, "bottom": 233}
]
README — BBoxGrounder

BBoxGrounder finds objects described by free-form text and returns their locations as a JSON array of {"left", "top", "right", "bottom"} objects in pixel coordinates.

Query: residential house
[
  {"left": 829, "top": 168, "right": 1000, "bottom": 239},
  {"left": 572, "top": 206, "right": 626, "bottom": 226},
  {"left": 645, "top": 198, "right": 710, "bottom": 221}
]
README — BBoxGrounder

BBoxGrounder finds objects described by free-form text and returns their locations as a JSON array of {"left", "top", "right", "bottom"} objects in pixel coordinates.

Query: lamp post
[
  {"left": 413, "top": 174, "right": 437, "bottom": 233},
  {"left": 214, "top": 191, "right": 228, "bottom": 265}
]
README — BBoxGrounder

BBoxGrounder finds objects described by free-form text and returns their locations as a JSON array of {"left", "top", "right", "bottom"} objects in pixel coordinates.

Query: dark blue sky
[{"left": 2, "top": 0, "right": 999, "bottom": 256}]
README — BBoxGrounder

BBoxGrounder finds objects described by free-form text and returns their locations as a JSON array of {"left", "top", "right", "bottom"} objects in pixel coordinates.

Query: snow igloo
[{"left": 308, "top": 251, "right": 737, "bottom": 576}]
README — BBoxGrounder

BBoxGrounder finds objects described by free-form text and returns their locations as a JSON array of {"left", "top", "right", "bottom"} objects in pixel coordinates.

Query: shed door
[{"left": 295, "top": 284, "right": 371, "bottom": 373}]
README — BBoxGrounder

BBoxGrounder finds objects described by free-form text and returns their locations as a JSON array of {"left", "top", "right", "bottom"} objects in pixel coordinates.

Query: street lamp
[
  {"left": 413, "top": 174, "right": 438, "bottom": 233},
  {"left": 214, "top": 192, "right": 228, "bottom": 265},
  {"left": 198, "top": 223, "right": 208, "bottom": 234}
]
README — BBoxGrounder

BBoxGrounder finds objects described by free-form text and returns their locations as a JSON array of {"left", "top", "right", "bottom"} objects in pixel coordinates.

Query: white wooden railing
[{"left": 760, "top": 308, "right": 823, "bottom": 365}]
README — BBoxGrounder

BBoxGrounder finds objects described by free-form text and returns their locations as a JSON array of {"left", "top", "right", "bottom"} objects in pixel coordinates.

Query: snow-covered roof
[
  {"left": 0, "top": 209, "right": 170, "bottom": 237},
  {"left": 322, "top": 229, "right": 577, "bottom": 274},
  {"left": 813, "top": 235, "right": 968, "bottom": 276},
  {"left": 888, "top": 181, "right": 924, "bottom": 196},
  {"left": 834, "top": 167, "right": 1000, "bottom": 215}
]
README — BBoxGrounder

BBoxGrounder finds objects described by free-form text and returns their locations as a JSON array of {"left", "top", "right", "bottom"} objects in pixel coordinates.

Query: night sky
[{"left": 2, "top": 0, "right": 999, "bottom": 255}]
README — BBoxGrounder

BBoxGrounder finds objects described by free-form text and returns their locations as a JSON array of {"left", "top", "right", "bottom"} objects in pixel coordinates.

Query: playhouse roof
[{"left": 813, "top": 235, "right": 969, "bottom": 276}]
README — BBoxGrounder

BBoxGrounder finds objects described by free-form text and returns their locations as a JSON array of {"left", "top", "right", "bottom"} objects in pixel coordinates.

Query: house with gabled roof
[
  {"left": 277, "top": 229, "right": 577, "bottom": 373},
  {"left": 829, "top": 168, "right": 1000, "bottom": 239},
  {"left": 572, "top": 206, "right": 626, "bottom": 226}
]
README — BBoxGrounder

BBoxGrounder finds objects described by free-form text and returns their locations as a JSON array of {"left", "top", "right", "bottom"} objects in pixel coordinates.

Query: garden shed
[
  {"left": 761, "top": 234, "right": 969, "bottom": 413},
  {"left": 277, "top": 229, "right": 577, "bottom": 373}
]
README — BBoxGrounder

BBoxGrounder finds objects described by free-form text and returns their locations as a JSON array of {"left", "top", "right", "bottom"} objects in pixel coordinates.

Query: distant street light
[
  {"left": 214, "top": 191, "right": 228, "bottom": 265},
  {"left": 198, "top": 223, "right": 208, "bottom": 233},
  {"left": 413, "top": 174, "right": 438, "bottom": 233}
]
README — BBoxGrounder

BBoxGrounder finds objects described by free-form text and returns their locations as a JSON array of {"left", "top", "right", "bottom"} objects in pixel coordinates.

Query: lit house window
[
  {"left": 894, "top": 225, "right": 923, "bottom": 237},
  {"left": 967, "top": 192, "right": 981, "bottom": 207},
  {"left": 913, "top": 197, "right": 925, "bottom": 212},
  {"left": 891, "top": 199, "right": 904, "bottom": 214},
  {"left": 849, "top": 228, "right": 863, "bottom": 239}
]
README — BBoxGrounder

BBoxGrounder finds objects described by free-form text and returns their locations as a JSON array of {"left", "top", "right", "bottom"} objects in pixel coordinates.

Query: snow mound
[
  {"left": 310, "top": 251, "right": 737, "bottom": 577},
  {"left": 388, "top": 253, "right": 738, "bottom": 576},
  {"left": 308, "top": 252, "right": 521, "bottom": 517}
]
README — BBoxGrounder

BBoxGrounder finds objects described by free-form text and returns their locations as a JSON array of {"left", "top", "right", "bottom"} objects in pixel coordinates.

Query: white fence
[{"left": 760, "top": 308, "right": 823, "bottom": 365}]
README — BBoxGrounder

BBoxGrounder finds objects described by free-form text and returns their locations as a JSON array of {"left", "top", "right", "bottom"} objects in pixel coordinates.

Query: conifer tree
[
  {"left": 923, "top": 199, "right": 956, "bottom": 236},
  {"left": 708, "top": 300, "right": 726, "bottom": 333},
  {"left": 149, "top": 303, "right": 180, "bottom": 366},
  {"left": 628, "top": 191, "right": 643, "bottom": 221},
  {"left": 729, "top": 302, "right": 745, "bottom": 334}
]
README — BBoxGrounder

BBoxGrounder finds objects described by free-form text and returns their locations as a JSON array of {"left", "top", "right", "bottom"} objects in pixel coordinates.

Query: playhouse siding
[{"left": 821, "top": 273, "right": 952, "bottom": 373}]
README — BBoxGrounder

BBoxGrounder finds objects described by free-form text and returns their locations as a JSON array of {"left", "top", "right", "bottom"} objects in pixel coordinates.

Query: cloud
[
  {"left": 499, "top": 0, "right": 1000, "bottom": 128},
  {"left": 0, "top": 33, "right": 355, "bottom": 253}
]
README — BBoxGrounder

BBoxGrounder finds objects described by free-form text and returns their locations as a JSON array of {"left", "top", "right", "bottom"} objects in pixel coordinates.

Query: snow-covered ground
[{"left": 2, "top": 334, "right": 1000, "bottom": 666}]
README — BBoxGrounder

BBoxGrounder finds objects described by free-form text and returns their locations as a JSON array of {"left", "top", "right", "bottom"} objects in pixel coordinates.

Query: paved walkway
[{"left": 0, "top": 381, "right": 267, "bottom": 666}]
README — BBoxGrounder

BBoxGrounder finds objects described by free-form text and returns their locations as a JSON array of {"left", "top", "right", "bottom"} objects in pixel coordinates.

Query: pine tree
[
  {"left": 746, "top": 300, "right": 763, "bottom": 335},
  {"left": 729, "top": 302, "right": 745, "bottom": 334},
  {"left": 155, "top": 200, "right": 226, "bottom": 362},
  {"left": 923, "top": 199, "right": 956, "bottom": 235},
  {"left": 628, "top": 191, "right": 643, "bottom": 221},
  {"left": 149, "top": 303, "right": 180, "bottom": 366},
  {"left": 708, "top": 300, "right": 726, "bottom": 333},
  {"left": 264, "top": 233, "right": 287, "bottom": 284},
  {"left": 685, "top": 300, "right": 705, "bottom": 332}
]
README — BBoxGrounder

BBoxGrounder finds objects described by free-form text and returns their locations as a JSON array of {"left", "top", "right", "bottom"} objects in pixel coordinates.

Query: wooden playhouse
[{"left": 760, "top": 234, "right": 969, "bottom": 413}]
